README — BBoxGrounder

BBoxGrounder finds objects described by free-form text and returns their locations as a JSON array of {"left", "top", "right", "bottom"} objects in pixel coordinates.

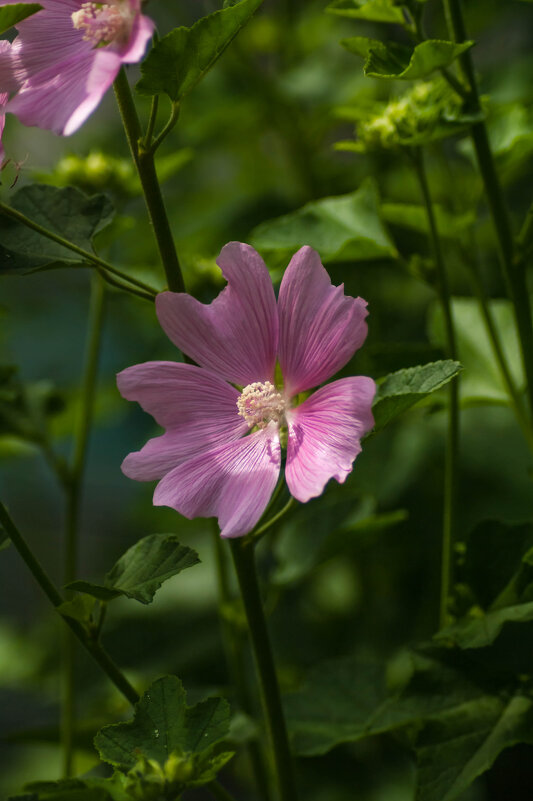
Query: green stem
[
  {"left": 207, "top": 780, "right": 240, "bottom": 801},
  {"left": 0, "top": 502, "right": 139, "bottom": 706},
  {"left": 62, "top": 275, "right": 106, "bottom": 777},
  {"left": 94, "top": 266, "right": 155, "bottom": 303},
  {"left": 113, "top": 69, "right": 185, "bottom": 293},
  {"left": 251, "top": 499, "right": 294, "bottom": 545},
  {"left": 150, "top": 102, "right": 180, "bottom": 154},
  {"left": 212, "top": 529, "right": 273, "bottom": 801},
  {"left": 0, "top": 201, "right": 157, "bottom": 296},
  {"left": 443, "top": 0, "right": 533, "bottom": 422},
  {"left": 230, "top": 539, "right": 298, "bottom": 801},
  {"left": 412, "top": 148, "right": 459, "bottom": 630}
]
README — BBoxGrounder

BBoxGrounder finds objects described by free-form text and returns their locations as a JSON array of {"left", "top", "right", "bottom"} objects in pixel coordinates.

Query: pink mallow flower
[
  {"left": 1, "top": 0, "right": 153, "bottom": 136},
  {"left": 117, "top": 244, "right": 376, "bottom": 538}
]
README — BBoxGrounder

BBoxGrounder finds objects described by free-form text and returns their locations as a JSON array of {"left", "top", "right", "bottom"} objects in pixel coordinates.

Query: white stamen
[
  {"left": 237, "top": 381, "right": 285, "bottom": 429},
  {"left": 72, "top": 1, "right": 133, "bottom": 47}
]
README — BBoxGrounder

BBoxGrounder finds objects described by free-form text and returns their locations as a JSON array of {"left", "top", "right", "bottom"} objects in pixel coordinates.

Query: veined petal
[
  {"left": 153, "top": 422, "right": 281, "bottom": 538},
  {"left": 278, "top": 246, "right": 369, "bottom": 396},
  {"left": 117, "top": 361, "right": 248, "bottom": 481},
  {"left": 120, "top": 8, "right": 154, "bottom": 62},
  {"left": 7, "top": 48, "right": 121, "bottom": 135},
  {"left": 285, "top": 376, "right": 376, "bottom": 503},
  {"left": 156, "top": 242, "right": 278, "bottom": 386}
]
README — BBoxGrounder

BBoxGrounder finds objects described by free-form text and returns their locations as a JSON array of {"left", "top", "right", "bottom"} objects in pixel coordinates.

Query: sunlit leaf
[
  {"left": 0, "top": 3, "right": 42, "bottom": 36},
  {"left": 372, "top": 360, "right": 462, "bottom": 431},
  {"left": 326, "top": 0, "right": 405, "bottom": 23},
  {"left": 67, "top": 534, "right": 200, "bottom": 604},
  {"left": 250, "top": 180, "right": 397, "bottom": 263},
  {"left": 136, "top": 0, "right": 263, "bottom": 101},
  {"left": 342, "top": 37, "right": 474, "bottom": 80}
]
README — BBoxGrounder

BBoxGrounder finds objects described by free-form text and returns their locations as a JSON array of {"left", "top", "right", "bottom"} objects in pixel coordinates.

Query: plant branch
[{"left": 113, "top": 68, "right": 185, "bottom": 292}]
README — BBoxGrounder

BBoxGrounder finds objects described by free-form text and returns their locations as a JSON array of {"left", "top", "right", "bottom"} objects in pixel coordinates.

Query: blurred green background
[{"left": 1, "top": 1, "right": 533, "bottom": 799}]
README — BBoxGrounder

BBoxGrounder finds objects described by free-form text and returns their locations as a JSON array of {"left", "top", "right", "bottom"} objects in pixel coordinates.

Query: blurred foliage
[{"left": 1, "top": 0, "right": 533, "bottom": 800}]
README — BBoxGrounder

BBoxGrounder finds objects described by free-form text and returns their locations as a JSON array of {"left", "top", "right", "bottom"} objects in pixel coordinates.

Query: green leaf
[
  {"left": 250, "top": 180, "right": 397, "bottom": 263},
  {"left": 17, "top": 778, "right": 128, "bottom": 801},
  {"left": 372, "top": 360, "right": 462, "bottom": 431},
  {"left": 436, "top": 601, "right": 533, "bottom": 649},
  {"left": 67, "top": 534, "right": 200, "bottom": 604},
  {"left": 136, "top": 0, "right": 263, "bottom": 101},
  {"left": 95, "top": 675, "right": 231, "bottom": 771},
  {"left": 0, "top": 185, "right": 114, "bottom": 274},
  {"left": 428, "top": 298, "right": 524, "bottom": 406},
  {"left": 414, "top": 693, "right": 533, "bottom": 801},
  {"left": 0, "top": 3, "right": 41, "bottom": 34},
  {"left": 57, "top": 594, "right": 95, "bottom": 624},
  {"left": 326, "top": 0, "right": 406, "bottom": 23},
  {"left": 381, "top": 202, "right": 475, "bottom": 239},
  {"left": 342, "top": 37, "right": 474, "bottom": 80}
]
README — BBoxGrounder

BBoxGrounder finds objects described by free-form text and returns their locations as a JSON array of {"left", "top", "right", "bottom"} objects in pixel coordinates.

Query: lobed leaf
[
  {"left": 372, "top": 360, "right": 462, "bottom": 431},
  {"left": 95, "top": 675, "right": 230, "bottom": 770},
  {"left": 67, "top": 534, "right": 200, "bottom": 604},
  {"left": 342, "top": 37, "right": 474, "bottom": 80},
  {"left": 0, "top": 185, "right": 114, "bottom": 274},
  {"left": 136, "top": 0, "right": 263, "bottom": 101},
  {"left": 250, "top": 180, "right": 397, "bottom": 263}
]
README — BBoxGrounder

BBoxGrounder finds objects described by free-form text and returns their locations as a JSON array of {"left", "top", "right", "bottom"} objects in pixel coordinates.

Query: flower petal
[
  {"left": 278, "top": 246, "right": 369, "bottom": 396},
  {"left": 156, "top": 242, "right": 278, "bottom": 386},
  {"left": 153, "top": 422, "right": 281, "bottom": 538},
  {"left": 117, "top": 361, "right": 248, "bottom": 481},
  {"left": 120, "top": 9, "right": 154, "bottom": 62},
  {"left": 285, "top": 376, "right": 376, "bottom": 503}
]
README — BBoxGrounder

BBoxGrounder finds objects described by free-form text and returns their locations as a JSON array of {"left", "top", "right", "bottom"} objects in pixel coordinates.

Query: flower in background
[
  {"left": 1, "top": 0, "right": 153, "bottom": 136},
  {"left": 118, "top": 244, "right": 376, "bottom": 538}
]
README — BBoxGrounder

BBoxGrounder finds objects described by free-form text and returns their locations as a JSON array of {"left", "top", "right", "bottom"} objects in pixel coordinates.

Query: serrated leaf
[
  {"left": 372, "top": 360, "right": 462, "bottom": 431},
  {"left": 326, "top": 0, "right": 406, "bottom": 23},
  {"left": 95, "top": 676, "right": 230, "bottom": 771},
  {"left": 250, "top": 180, "right": 397, "bottom": 263},
  {"left": 136, "top": 0, "right": 263, "bottom": 101},
  {"left": 0, "top": 3, "right": 42, "bottom": 35},
  {"left": 67, "top": 534, "right": 200, "bottom": 604},
  {"left": 342, "top": 37, "right": 474, "bottom": 80},
  {"left": 0, "top": 185, "right": 114, "bottom": 274},
  {"left": 428, "top": 298, "right": 524, "bottom": 407}
]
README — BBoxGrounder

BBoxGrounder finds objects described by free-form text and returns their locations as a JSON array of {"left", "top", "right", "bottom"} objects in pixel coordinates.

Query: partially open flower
[
  {"left": 118, "top": 244, "right": 376, "bottom": 538},
  {"left": 0, "top": 0, "right": 154, "bottom": 136}
]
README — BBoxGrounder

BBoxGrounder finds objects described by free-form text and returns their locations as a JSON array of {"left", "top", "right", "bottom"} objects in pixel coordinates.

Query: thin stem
[
  {"left": 0, "top": 201, "right": 158, "bottom": 296},
  {"left": 143, "top": 94, "right": 159, "bottom": 150},
  {"left": 113, "top": 69, "right": 185, "bottom": 293},
  {"left": 250, "top": 498, "right": 294, "bottom": 545},
  {"left": 412, "top": 148, "right": 459, "bottom": 630},
  {"left": 212, "top": 528, "right": 273, "bottom": 801},
  {"left": 62, "top": 275, "right": 106, "bottom": 777},
  {"left": 0, "top": 502, "right": 140, "bottom": 706},
  {"left": 151, "top": 102, "right": 180, "bottom": 154},
  {"left": 230, "top": 539, "right": 298, "bottom": 801},
  {"left": 443, "top": 0, "right": 533, "bottom": 422},
  {"left": 207, "top": 781, "right": 240, "bottom": 801},
  {"left": 94, "top": 266, "right": 155, "bottom": 303}
]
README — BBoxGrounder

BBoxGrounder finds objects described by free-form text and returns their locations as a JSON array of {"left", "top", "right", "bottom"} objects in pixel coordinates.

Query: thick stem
[
  {"left": 212, "top": 529, "right": 273, "bottom": 801},
  {"left": 230, "top": 539, "right": 298, "bottom": 801},
  {"left": 62, "top": 275, "right": 106, "bottom": 777},
  {"left": 443, "top": 0, "right": 533, "bottom": 421},
  {"left": 412, "top": 149, "right": 460, "bottom": 629},
  {"left": 113, "top": 69, "right": 185, "bottom": 293},
  {"left": 0, "top": 502, "right": 140, "bottom": 706}
]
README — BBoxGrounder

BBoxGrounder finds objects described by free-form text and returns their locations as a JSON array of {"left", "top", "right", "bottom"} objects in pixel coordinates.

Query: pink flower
[
  {"left": 118, "top": 244, "right": 376, "bottom": 538},
  {"left": 1, "top": 0, "right": 153, "bottom": 136}
]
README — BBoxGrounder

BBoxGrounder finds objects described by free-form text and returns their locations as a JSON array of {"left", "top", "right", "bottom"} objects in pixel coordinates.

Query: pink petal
[
  {"left": 120, "top": 11, "right": 154, "bottom": 62},
  {"left": 153, "top": 423, "right": 281, "bottom": 538},
  {"left": 156, "top": 243, "right": 278, "bottom": 386},
  {"left": 117, "top": 361, "right": 248, "bottom": 481},
  {"left": 278, "top": 247, "right": 369, "bottom": 396},
  {"left": 285, "top": 377, "right": 376, "bottom": 503}
]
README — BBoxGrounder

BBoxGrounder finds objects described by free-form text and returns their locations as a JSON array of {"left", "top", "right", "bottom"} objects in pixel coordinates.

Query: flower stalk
[
  {"left": 443, "top": 0, "right": 533, "bottom": 422},
  {"left": 411, "top": 147, "right": 459, "bottom": 629},
  {"left": 113, "top": 68, "right": 185, "bottom": 293},
  {"left": 230, "top": 537, "right": 298, "bottom": 801}
]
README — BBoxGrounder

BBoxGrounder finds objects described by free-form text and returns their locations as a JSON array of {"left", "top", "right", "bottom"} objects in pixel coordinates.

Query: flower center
[
  {"left": 71, "top": 1, "right": 133, "bottom": 47},
  {"left": 237, "top": 381, "right": 285, "bottom": 429}
]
